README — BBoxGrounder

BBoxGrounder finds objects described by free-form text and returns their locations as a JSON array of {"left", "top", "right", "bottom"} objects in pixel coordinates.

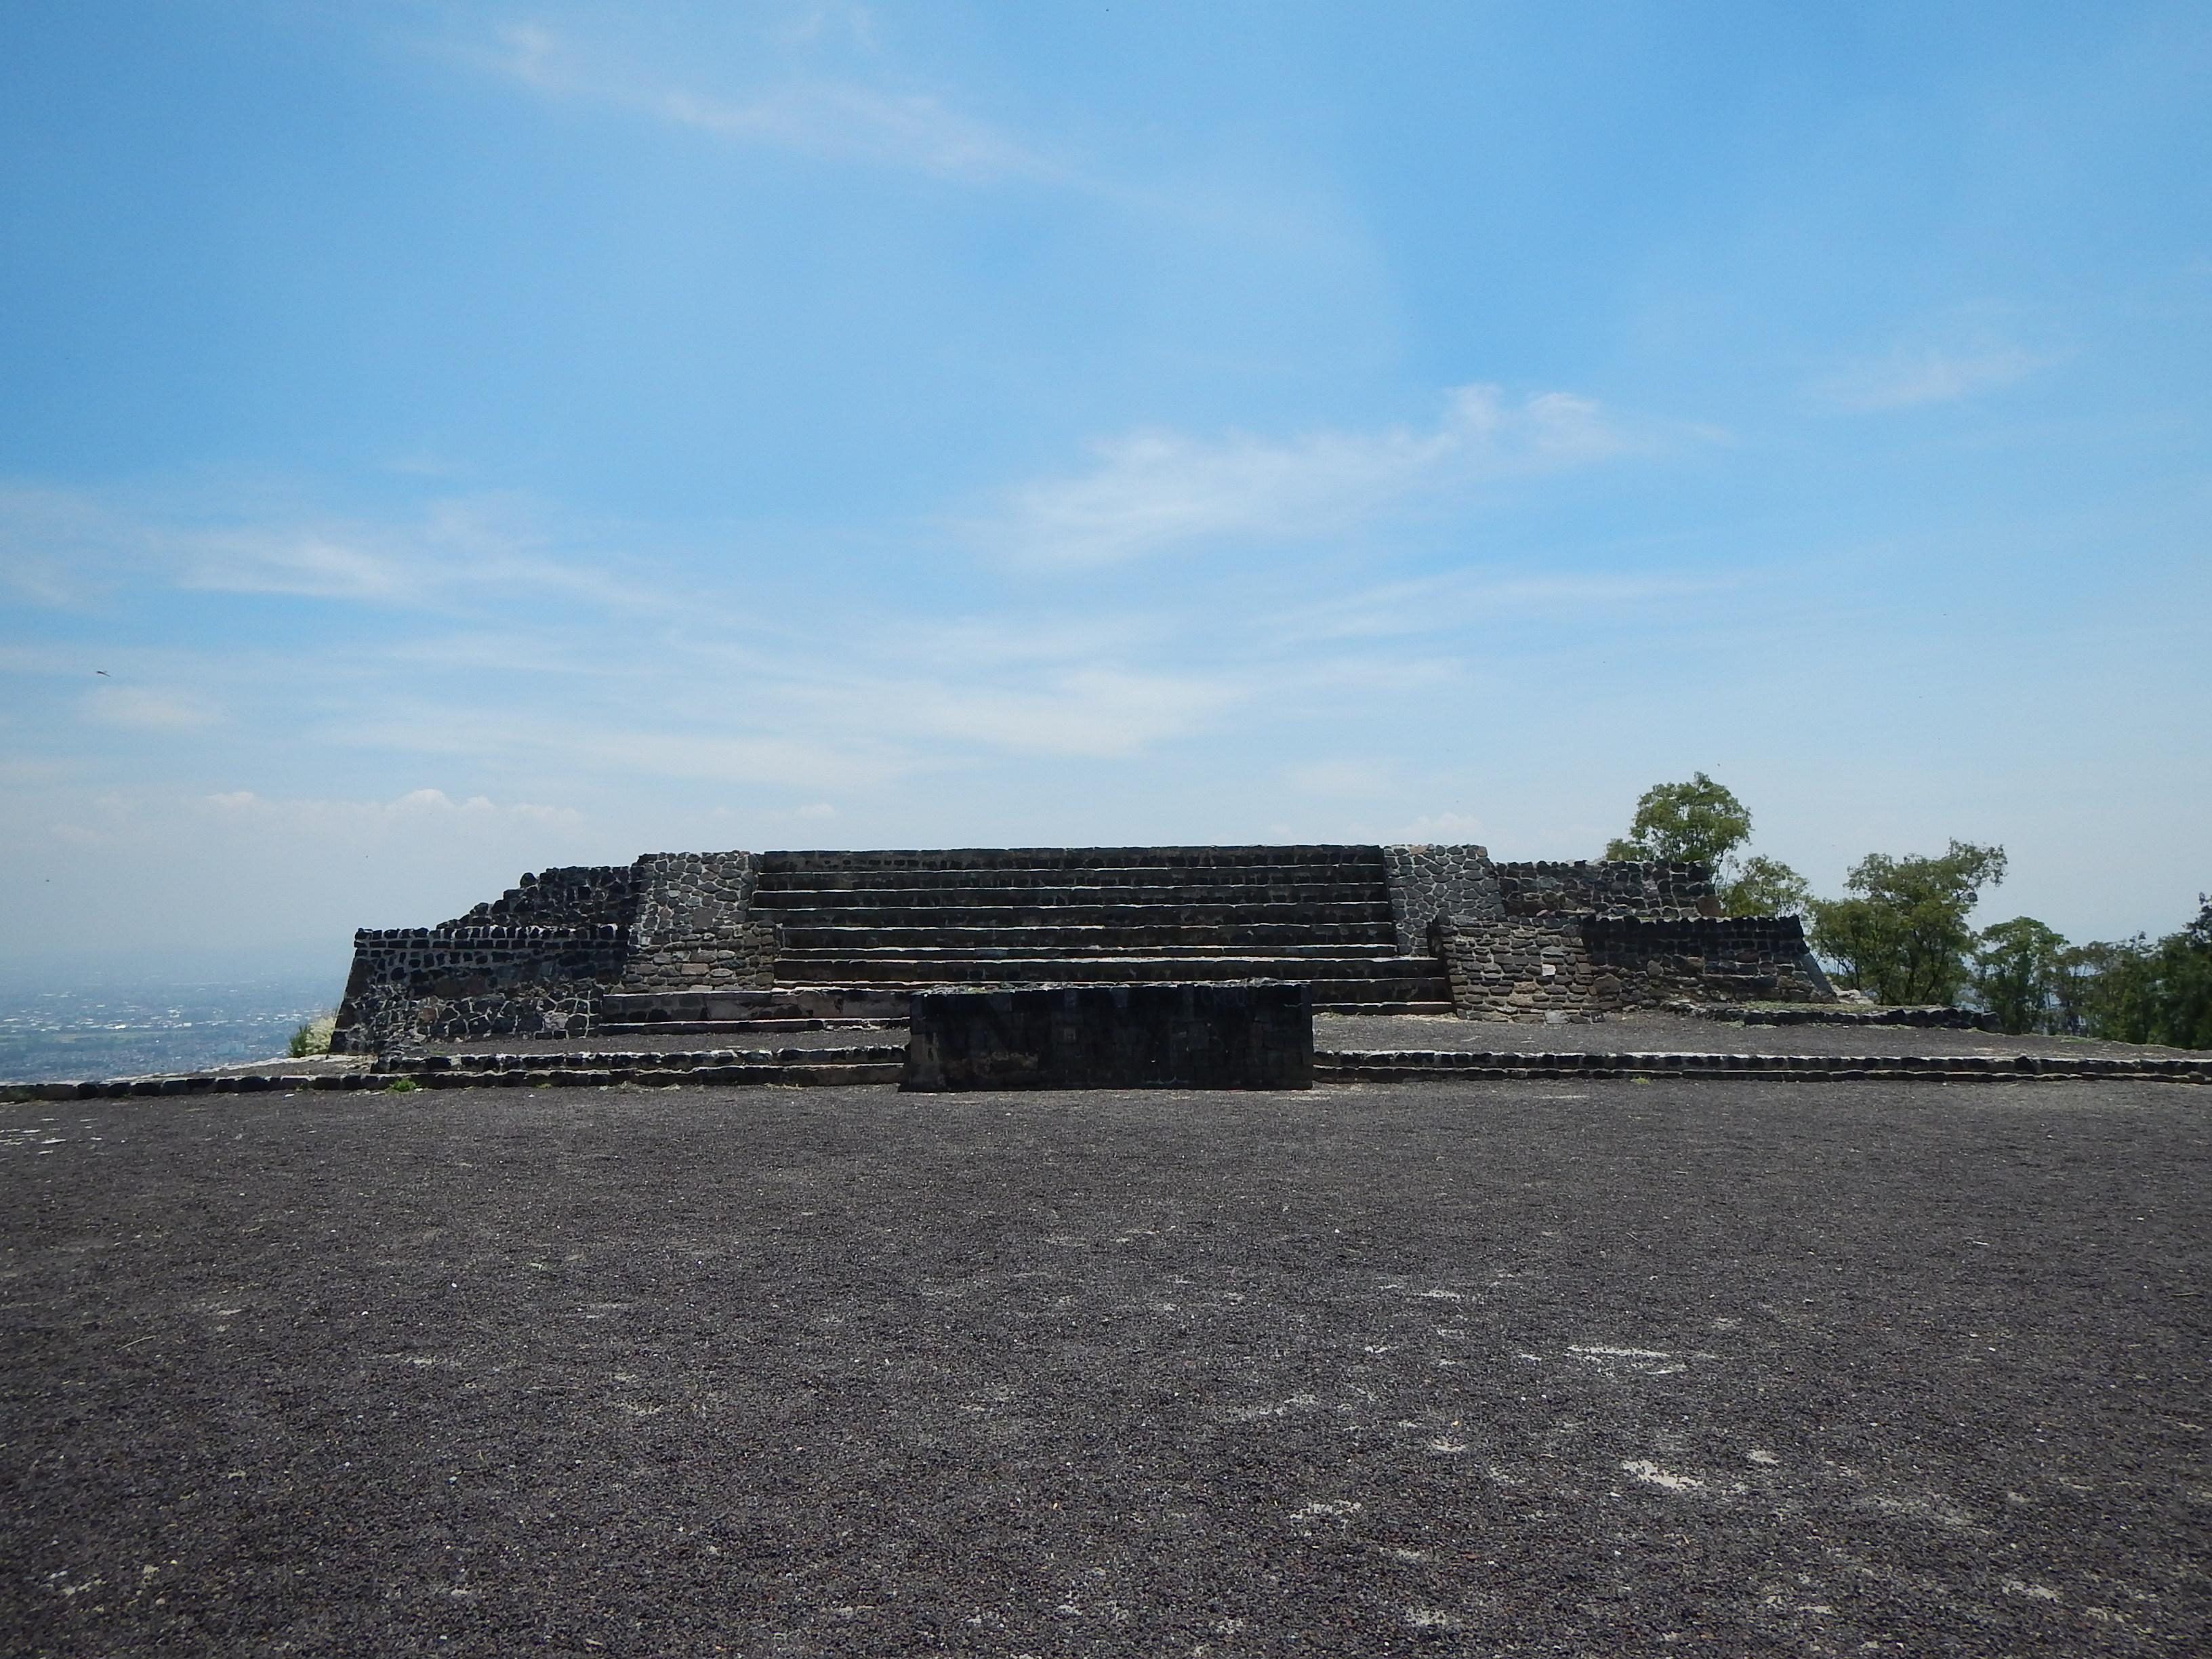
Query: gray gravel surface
[
  {"left": 1317, "top": 1010, "right": 2193, "bottom": 1059},
  {"left": 3, "top": 1080, "right": 2205, "bottom": 1656}
]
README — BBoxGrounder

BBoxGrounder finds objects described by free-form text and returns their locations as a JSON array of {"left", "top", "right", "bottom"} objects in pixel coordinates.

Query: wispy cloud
[
  {"left": 0, "top": 483, "right": 672, "bottom": 615},
  {"left": 1260, "top": 567, "right": 1729, "bottom": 647},
  {"left": 975, "top": 386, "right": 1624, "bottom": 570},
  {"left": 479, "top": 20, "right": 1047, "bottom": 181},
  {"left": 1814, "top": 342, "right": 2058, "bottom": 411},
  {"left": 207, "top": 786, "right": 580, "bottom": 829}
]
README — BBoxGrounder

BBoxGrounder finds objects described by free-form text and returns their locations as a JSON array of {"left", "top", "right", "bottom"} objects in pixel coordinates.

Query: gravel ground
[
  {"left": 3, "top": 1079, "right": 2205, "bottom": 1656},
  {"left": 1316, "top": 1010, "right": 2194, "bottom": 1060}
]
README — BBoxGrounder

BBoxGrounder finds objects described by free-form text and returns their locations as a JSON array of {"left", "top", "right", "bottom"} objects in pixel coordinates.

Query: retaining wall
[
  {"left": 1493, "top": 860, "right": 1717, "bottom": 920},
  {"left": 329, "top": 926, "right": 628, "bottom": 1052},
  {"left": 449, "top": 865, "right": 641, "bottom": 928},
  {"left": 1435, "top": 914, "right": 1831, "bottom": 1021}
]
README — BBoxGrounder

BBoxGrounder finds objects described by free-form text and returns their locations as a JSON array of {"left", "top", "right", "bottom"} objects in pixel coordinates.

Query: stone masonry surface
[
  {"left": 1435, "top": 914, "right": 1832, "bottom": 1022},
  {"left": 329, "top": 926, "right": 628, "bottom": 1052},
  {"left": 621, "top": 851, "right": 775, "bottom": 991},
  {"left": 1381, "top": 843, "right": 1503, "bottom": 952},
  {"left": 450, "top": 864, "right": 640, "bottom": 928},
  {"left": 1494, "top": 859, "right": 1718, "bottom": 919},
  {"left": 1586, "top": 916, "right": 1833, "bottom": 1006}
]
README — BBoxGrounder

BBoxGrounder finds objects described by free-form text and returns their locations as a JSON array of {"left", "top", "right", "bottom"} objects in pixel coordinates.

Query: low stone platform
[
  {"left": 7, "top": 1008, "right": 2208, "bottom": 1101},
  {"left": 4, "top": 1008, "right": 2212, "bottom": 1097}
]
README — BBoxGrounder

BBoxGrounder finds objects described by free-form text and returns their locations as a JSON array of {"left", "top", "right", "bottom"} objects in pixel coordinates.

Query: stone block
[{"left": 904, "top": 982, "right": 1313, "bottom": 1092}]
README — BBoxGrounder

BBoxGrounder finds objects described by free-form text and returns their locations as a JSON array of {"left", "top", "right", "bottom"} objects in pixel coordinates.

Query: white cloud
[
  {"left": 205, "top": 786, "right": 582, "bottom": 829},
  {"left": 79, "top": 684, "right": 222, "bottom": 731},
  {"left": 977, "top": 386, "right": 1623, "bottom": 569},
  {"left": 479, "top": 20, "right": 1045, "bottom": 181},
  {"left": 177, "top": 526, "right": 419, "bottom": 601},
  {"left": 1814, "top": 343, "right": 2057, "bottom": 411}
]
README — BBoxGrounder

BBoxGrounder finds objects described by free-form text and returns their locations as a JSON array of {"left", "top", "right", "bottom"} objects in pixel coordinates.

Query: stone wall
[
  {"left": 1493, "top": 859, "right": 1717, "bottom": 919},
  {"left": 1435, "top": 914, "right": 1831, "bottom": 1021},
  {"left": 1435, "top": 916, "right": 1610, "bottom": 1022},
  {"left": 329, "top": 926, "right": 629, "bottom": 1052},
  {"left": 619, "top": 851, "right": 775, "bottom": 991},
  {"left": 448, "top": 865, "right": 641, "bottom": 928},
  {"left": 1584, "top": 916, "right": 1832, "bottom": 1006},
  {"left": 1382, "top": 844, "right": 1502, "bottom": 953}
]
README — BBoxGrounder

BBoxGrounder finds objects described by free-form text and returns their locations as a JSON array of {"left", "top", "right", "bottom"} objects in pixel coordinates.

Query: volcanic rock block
[{"left": 903, "top": 981, "right": 1313, "bottom": 1092}]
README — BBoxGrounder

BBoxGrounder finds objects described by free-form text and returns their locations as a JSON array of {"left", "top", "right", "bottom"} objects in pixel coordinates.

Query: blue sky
[{"left": 3, "top": 0, "right": 2207, "bottom": 979}]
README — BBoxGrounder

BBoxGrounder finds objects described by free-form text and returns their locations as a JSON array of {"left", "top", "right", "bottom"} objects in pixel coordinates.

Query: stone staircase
[{"left": 602, "top": 846, "right": 1450, "bottom": 1036}]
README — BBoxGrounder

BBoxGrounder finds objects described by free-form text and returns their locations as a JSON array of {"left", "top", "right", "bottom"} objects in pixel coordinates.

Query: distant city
[{"left": 0, "top": 977, "right": 342, "bottom": 1083}]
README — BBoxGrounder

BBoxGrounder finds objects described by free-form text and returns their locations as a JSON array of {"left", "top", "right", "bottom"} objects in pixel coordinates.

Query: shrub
[{"left": 288, "top": 1013, "right": 336, "bottom": 1058}]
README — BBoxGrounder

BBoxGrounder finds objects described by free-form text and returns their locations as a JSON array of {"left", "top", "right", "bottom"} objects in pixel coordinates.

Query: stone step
[
  {"left": 756, "top": 874, "right": 1394, "bottom": 899},
  {"left": 778, "top": 956, "right": 1425, "bottom": 982},
  {"left": 764, "top": 918, "right": 1401, "bottom": 945},
  {"left": 755, "top": 886, "right": 1397, "bottom": 912},
  {"left": 391, "top": 1045, "right": 909, "bottom": 1072},
  {"left": 603, "top": 987, "right": 911, "bottom": 1023},
  {"left": 758, "top": 845, "right": 1386, "bottom": 876},
  {"left": 4, "top": 1052, "right": 908, "bottom": 1098},
  {"left": 769, "top": 957, "right": 1452, "bottom": 997},
  {"left": 773, "top": 927, "right": 1399, "bottom": 954},
  {"left": 760, "top": 890, "right": 1390, "bottom": 911},
  {"left": 600, "top": 1018, "right": 906, "bottom": 1036}
]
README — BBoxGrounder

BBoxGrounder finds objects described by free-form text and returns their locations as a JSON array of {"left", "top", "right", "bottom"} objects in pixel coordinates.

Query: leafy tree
[
  {"left": 1721, "top": 854, "right": 1812, "bottom": 917},
  {"left": 1973, "top": 916, "right": 2069, "bottom": 1035},
  {"left": 2051, "top": 939, "right": 2127, "bottom": 1036},
  {"left": 1606, "top": 773, "right": 1810, "bottom": 917},
  {"left": 1807, "top": 841, "right": 2007, "bottom": 1005},
  {"left": 1604, "top": 772, "right": 1753, "bottom": 867},
  {"left": 2077, "top": 896, "right": 2212, "bottom": 1049}
]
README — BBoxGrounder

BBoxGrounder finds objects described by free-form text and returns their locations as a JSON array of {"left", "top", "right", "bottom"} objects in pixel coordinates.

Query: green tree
[
  {"left": 1807, "top": 840, "right": 2008, "bottom": 1005},
  {"left": 1973, "top": 916, "right": 2069, "bottom": 1035},
  {"left": 1604, "top": 772, "right": 1753, "bottom": 867},
  {"left": 2077, "top": 897, "right": 2212, "bottom": 1049},
  {"left": 2051, "top": 939, "right": 2125, "bottom": 1036},
  {"left": 1606, "top": 773, "right": 1810, "bottom": 916},
  {"left": 1721, "top": 854, "right": 1812, "bottom": 917}
]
